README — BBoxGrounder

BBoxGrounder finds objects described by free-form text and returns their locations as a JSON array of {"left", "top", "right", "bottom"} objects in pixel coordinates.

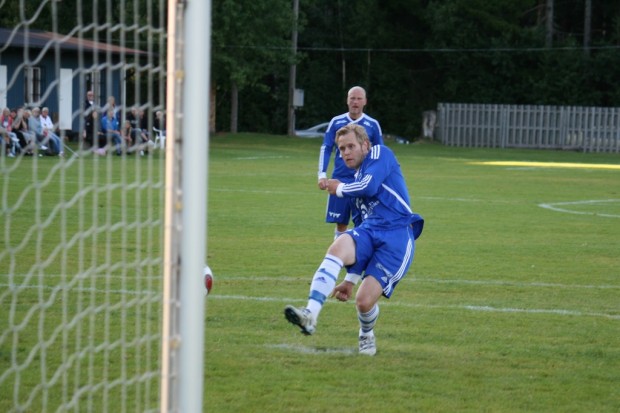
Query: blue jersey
[
  {"left": 338, "top": 145, "right": 423, "bottom": 235},
  {"left": 101, "top": 115, "right": 119, "bottom": 134},
  {"left": 318, "top": 113, "right": 383, "bottom": 182}
]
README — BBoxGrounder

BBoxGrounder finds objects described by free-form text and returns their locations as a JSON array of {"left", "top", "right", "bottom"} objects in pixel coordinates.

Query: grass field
[{"left": 2, "top": 134, "right": 619, "bottom": 412}]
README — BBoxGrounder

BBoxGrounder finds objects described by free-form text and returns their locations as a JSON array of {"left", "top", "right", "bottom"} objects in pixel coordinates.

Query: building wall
[{"left": 0, "top": 49, "right": 123, "bottom": 131}]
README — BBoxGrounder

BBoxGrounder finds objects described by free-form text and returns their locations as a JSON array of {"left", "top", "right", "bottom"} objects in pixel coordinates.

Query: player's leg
[
  {"left": 335, "top": 222, "right": 348, "bottom": 235},
  {"left": 355, "top": 226, "right": 415, "bottom": 355},
  {"left": 355, "top": 277, "right": 383, "bottom": 356},
  {"left": 325, "top": 194, "right": 351, "bottom": 239},
  {"left": 284, "top": 233, "right": 356, "bottom": 335}
]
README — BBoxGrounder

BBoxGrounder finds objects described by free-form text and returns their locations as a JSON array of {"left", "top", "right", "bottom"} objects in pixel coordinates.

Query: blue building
[{"left": 0, "top": 27, "right": 151, "bottom": 134}]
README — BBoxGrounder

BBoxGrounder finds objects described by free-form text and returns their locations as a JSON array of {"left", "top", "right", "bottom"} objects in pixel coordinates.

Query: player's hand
[
  {"left": 326, "top": 179, "right": 341, "bottom": 195},
  {"left": 331, "top": 281, "right": 354, "bottom": 302},
  {"left": 318, "top": 178, "right": 328, "bottom": 190}
]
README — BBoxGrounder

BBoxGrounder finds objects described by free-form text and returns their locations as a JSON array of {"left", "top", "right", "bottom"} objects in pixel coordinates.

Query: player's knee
[
  {"left": 355, "top": 294, "right": 375, "bottom": 313},
  {"left": 355, "top": 276, "right": 382, "bottom": 312},
  {"left": 326, "top": 234, "right": 356, "bottom": 265}
]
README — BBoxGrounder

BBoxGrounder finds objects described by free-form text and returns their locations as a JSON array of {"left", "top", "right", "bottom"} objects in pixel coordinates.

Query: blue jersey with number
[
  {"left": 318, "top": 113, "right": 383, "bottom": 182},
  {"left": 340, "top": 145, "right": 423, "bottom": 236}
]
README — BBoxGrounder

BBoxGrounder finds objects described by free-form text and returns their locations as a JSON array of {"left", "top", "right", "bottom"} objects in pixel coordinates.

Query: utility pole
[
  {"left": 287, "top": 0, "right": 299, "bottom": 136},
  {"left": 545, "top": 0, "right": 554, "bottom": 48},
  {"left": 584, "top": 0, "right": 592, "bottom": 56}
]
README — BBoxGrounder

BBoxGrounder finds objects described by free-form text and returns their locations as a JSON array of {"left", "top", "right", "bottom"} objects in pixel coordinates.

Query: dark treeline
[
  {"left": 3, "top": 0, "right": 620, "bottom": 138},
  {"left": 214, "top": 0, "right": 620, "bottom": 137}
]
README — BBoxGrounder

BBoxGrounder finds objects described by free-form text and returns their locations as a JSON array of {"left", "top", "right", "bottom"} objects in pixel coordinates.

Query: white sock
[
  {"left": 358, "top": 304, "right": 379, "bottom": 336},
  {"left": 306, "top": 254, "right": 343, "bottom": 319}
]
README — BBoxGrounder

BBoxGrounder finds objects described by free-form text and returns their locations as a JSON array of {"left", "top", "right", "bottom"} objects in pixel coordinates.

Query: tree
[{"left": 212, "top": 0, "right": 294, "bottom": 133}]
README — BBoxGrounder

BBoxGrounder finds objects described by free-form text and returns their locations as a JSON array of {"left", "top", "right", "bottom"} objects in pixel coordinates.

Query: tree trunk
[
  {"left": 230, "top": 81, "right": 238, "bottom": 133},
  {"left": 545, "top": 0, "right": 554, "bottom": 47},
  {"left": 584, "top": 0, "right": 592, "bottom": 56}
]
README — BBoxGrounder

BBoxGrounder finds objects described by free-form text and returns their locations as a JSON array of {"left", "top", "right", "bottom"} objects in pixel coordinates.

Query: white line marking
[
  {"left": 1, "top": 283, "right": 617, "bottom": 320},
  {"left": 234, "top": 156, "right": 290, "bottom": 160},
  {"left": 412, "top": 277, "right": 620, "bottom": 290},
  {"left": 266, "top": 343, "right": 357, "bottom": 355},
  {"left": 210, "top": 294, "right": 620, "bottom": 320},
  {"left": 203, "top": 276, "right": 620, "bottom": 290},
  {"left": 3, "top": 278, "right": 618, "bottom": 320},
  {"left": 212, "top": 188, "right": 314, "bottom": 195},
  {"left": 4, "top": 274, "right": 618, "bottom": 290},
  {"left": 417, "top": 196, "right": 511, "bottom": 203},
  {"left": 538, "top": 199, "right": 620, "bottom": 218}
]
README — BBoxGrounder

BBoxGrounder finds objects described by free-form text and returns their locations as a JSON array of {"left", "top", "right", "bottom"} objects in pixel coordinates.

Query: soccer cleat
[
  {"left": 358, "top": 335, "right": 376, "bottom": 356},
  {"left": 284, "top": 305, "right": 316, "bottom": 335}
]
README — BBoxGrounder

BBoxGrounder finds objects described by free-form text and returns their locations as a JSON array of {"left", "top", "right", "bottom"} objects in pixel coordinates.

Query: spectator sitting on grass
[
  {"left": 29, "top": 107, "right": 62, "bottom": 156},
  {"left": 101, "top": 108, "right": 123, "bottom": 155}
]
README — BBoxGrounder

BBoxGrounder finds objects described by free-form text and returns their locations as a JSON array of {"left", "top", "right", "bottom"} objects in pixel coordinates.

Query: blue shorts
[
  {"left": 345, "top": 225, "right": 415, "bottom": 298},
  {"left": 325, "top": 194, "right": 352, "bottom": 225}
]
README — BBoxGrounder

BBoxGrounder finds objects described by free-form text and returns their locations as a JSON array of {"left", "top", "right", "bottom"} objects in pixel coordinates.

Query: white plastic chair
[{"left": 153, "top": 127, "right": 166, "bottom": 149}]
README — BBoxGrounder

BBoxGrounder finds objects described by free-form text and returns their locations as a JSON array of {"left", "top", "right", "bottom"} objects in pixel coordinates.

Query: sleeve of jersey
[
  {"left": 337, "top": 146, "right": 391, "bottom": 198},
  {"left": 373, "top": 121, "right": 385, "bottom": 146},
  {"left": 318, "top": 129, "right": 336, "bottom": 178}
]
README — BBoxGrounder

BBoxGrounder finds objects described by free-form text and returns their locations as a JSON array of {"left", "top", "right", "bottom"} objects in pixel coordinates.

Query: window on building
[
  {"left": 24, "top": 66, "right": 42, "bottom": 104},
  {"left": 87, "top": 71, "right": 101, "bottom": 104}
]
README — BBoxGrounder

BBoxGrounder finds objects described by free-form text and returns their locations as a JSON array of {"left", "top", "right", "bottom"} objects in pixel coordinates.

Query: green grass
[{"left": 1, "top": 135, "right": 619, "bottom": 412}]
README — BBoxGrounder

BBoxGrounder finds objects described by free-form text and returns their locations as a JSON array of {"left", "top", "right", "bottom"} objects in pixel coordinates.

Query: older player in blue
[
  {"left": 318, "top": 86, "right": 384, "bottom": 238},
  {"left": 286, "top": 124, "right": 424, "bottom": 356}
]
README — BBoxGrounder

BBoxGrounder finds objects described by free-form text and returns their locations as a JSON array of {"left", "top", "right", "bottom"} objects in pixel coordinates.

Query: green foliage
[
  {"left": 5, "top": 0, "right": 620, "bottom": 141},
  {"left": 212, "top": 0, "right": 294, "bottom": 132},
  {"left": 280, "top": 0, "right": 620, "bottom": 137}
]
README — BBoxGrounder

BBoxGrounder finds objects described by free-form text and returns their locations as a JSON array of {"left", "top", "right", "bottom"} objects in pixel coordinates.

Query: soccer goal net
[{"left": 0, "top": 1, "right": 210, "bottom": 412}]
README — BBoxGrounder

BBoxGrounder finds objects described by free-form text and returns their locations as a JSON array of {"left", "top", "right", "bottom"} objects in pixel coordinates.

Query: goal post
[{"left": 160, "top": 0, "right": 211, "bottom": 412}]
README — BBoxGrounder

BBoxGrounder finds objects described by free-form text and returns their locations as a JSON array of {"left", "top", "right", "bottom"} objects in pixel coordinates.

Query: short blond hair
[{"left": 335, "top": 124, "right": 369, "bottom": 146}]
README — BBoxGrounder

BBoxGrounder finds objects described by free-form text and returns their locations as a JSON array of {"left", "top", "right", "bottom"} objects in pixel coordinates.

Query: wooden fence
[{"left": 437, "top": 103, "right": 620, "bottom": 153}]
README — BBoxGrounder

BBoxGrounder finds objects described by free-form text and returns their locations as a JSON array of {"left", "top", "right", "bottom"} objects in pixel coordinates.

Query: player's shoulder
[
  {"left": 360, "top": 113, "right": 381, "bottom": 127},
  {"left": 328, "top": 113, "right": 350, "bottom": 131},
  {"left": 369, "top": 144, "right": 395, "bottom": 161}
]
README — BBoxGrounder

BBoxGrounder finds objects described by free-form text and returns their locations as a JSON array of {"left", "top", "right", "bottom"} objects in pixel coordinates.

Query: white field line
[
  {"left": 416, "top": 196, "right": 513, "bottom": 204},
  {"left": 210, "top": 188, "right": 620, "bottom": 218},
  {"left": 3, "top": 273, "right": 619, "bottom": 290},
  {"left": 2, "top": 280, "right": 618, "bottom": 320},
  {"left": 538, "top": 199, "right": 620, "bottom": 218},
  {"left": 212, "top": 294, "right": 620, "bottom": 320},
  {"left": 219, "top": 276, "right": 620, "bottom": 290},
  {"left": 234, "top": 156, "right": 291, "bottom": 160},
  {"left": 266, "top": 343, "right": 357, "bottom": 355}
]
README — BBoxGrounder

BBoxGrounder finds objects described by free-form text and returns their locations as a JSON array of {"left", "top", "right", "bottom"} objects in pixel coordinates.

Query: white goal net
[{"left": 0, "top": 1, "right": 210, "bottom": 412}]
